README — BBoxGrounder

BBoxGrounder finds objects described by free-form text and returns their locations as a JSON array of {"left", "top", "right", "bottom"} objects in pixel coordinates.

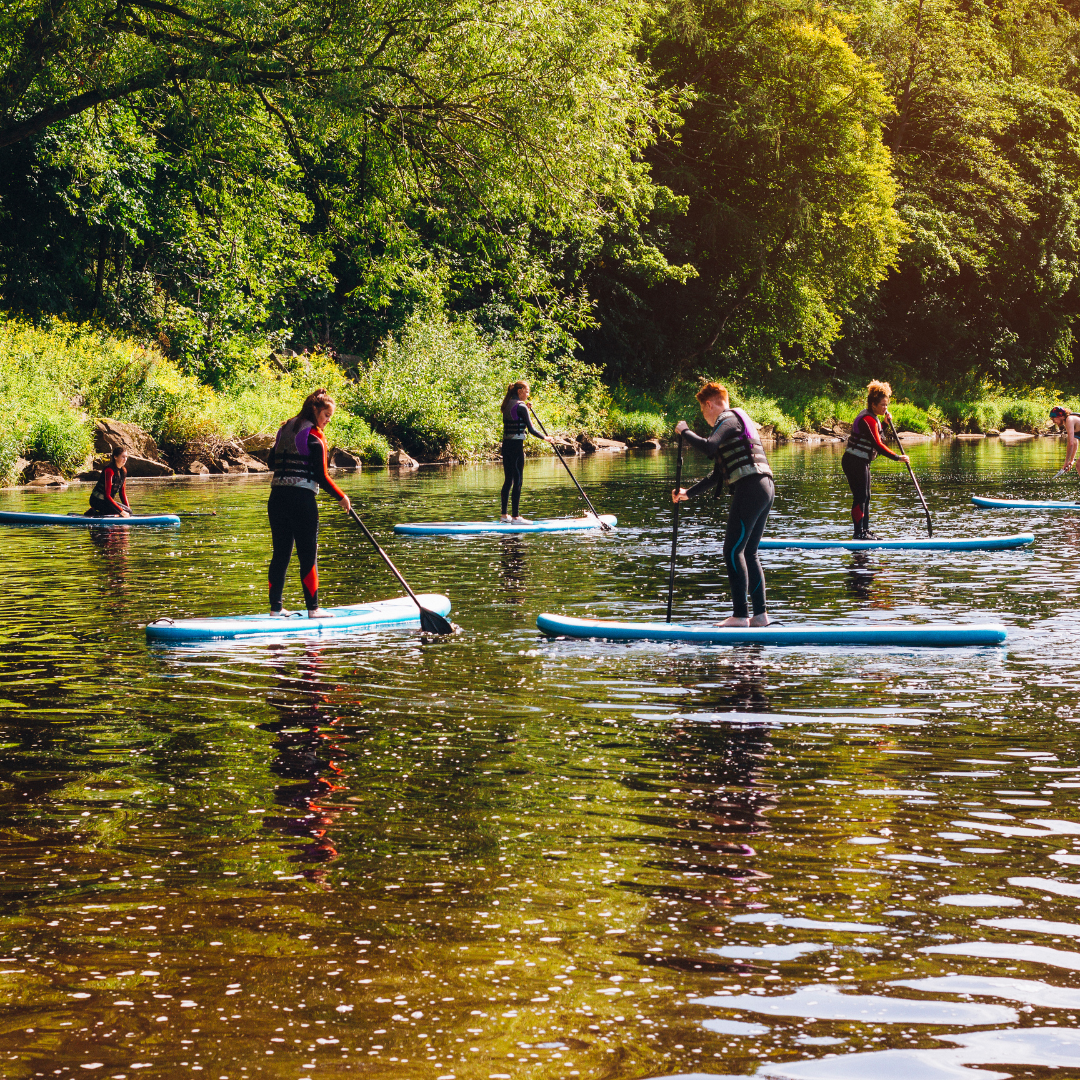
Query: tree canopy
[{"left": 3, "top": 0, "right": 1080, "bottom": 390}]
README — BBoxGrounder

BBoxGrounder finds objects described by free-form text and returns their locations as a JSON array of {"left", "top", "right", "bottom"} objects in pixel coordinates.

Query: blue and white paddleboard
[
  {"left": 973, "top": 496, "right": 1080, "bottom": 509},
  {"left": 759, "top": 533, "right": 1034, "bottom": 550},
  {"left": 0, "top": 510, "right": 181, "bottom": 527},
  {"left": 146, "top": 594, "right": 451, "bottom": 642},
  {"left": 536, "top": 613, "right": 1008, "bottom": 647},
  {"left": 394, "top": 515, "right": 617, "bottom": 536}
]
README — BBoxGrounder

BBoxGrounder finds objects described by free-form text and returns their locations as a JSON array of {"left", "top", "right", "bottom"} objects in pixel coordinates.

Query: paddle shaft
[
  {"left": 346, "top": 507, "right": 453, "bottom": 634},
  {"left": 666, "top": 434, "right": 684, "bottom": 622},
  {"left": 526, "top": 407, "right": 612, "bottom": 530},
  {"left": 886, "top": 415, "right": 933, "bottom": 537}
]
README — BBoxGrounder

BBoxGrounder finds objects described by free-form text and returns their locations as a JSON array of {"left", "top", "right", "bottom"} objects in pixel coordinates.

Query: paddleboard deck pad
[
  {"left": 0, "top": 510, "right": 181, "bottom": 527},
  {"left": 394, "top": 515, "right": 616, "bottom": 535},
  {"left": 973, "top": 496, "right": 1080, "bottom": 509},
  {"left": 759, "top": 533, "right": 1033, "bottom": 550},
  {"left": 536, "top": 613, "right": 1007, "bottom": 647},
  {"left": 147, "top": 594, "right": 452, "bottom": 641}
]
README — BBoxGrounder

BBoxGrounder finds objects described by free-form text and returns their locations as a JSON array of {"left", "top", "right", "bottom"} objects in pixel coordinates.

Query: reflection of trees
[
  {"left": 260, "top": 645, "right": 346, "bottom": 887},
  {"left": 499, "top": 535, "right": 527, "bottom": 608}
]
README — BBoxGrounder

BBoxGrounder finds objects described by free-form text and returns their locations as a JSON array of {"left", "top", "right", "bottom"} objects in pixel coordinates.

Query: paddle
[
  {"left": 666, "top": 433, "right": 684, "bottom": 623},
  {"left": 885, "top": 414, "right": 933, "bottom": 537},
  {"left": 346, "top": 507, "right": 454, "bottom": 634},
  {"left": 525, "top": 405, "right": 613, "bottom": 530}
]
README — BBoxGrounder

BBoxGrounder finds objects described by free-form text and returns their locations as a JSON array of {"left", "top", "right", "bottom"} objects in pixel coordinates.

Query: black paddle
[
  {"left": 526, "top": 405, "right": 613, "bottom": 531},
  {"left": 346, "top": 507, "right": 454, "bottom": 634},
  {"left": 885, "top": 414, "right": 933, "bottom": 537},
  {"left": 666, "top": 433, "right": 684, "bottom": 623}
]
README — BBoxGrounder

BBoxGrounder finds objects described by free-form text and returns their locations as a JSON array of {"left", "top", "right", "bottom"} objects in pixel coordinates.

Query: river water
[{"left": 1, "top": 436, "right": 1079, "bottom": 1079}]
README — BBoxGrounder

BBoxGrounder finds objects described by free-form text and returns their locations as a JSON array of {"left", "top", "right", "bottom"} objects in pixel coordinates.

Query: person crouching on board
[
  {"left": 499, "top": 380, "right": 554, "bottom": 524},
  {"left": 672, "top": 382, "right": 775, "bottom": 627},
  {"left": 842, "top": 381, "right": 909, "bottom": 540},
  {"left": 1049, "top": 406, "right": 1080, "bottom": 479},
  {"left": 265, "top": 389, "right": 352, "bottom": 619},
  {"left": 86, "top": 447, "right": 132, "bottom": 517}
]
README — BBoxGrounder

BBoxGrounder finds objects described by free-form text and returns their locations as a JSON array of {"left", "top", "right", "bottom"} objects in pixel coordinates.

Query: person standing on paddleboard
[
  {"left": 87, "top": 447, "right": 132, "bottom": 517},
  {"left": 672, "top": 382, "right": 775, "bottom": 627},
  {"left": 842, "top": 381, "right": 908, "bottom": 540},
  {"left": 500, "top": 380, "right": 554, "bottom": 523},
  {"left": 1050, "top": 406, "right": 1080, "bottom": 478},
  {"left": 266, "top": 389, "right": 352, "bottom": 619}
]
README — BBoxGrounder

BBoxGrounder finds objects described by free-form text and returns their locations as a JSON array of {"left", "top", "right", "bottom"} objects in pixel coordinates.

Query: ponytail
[
  {"left": 298, "top": 388, "right": 335, "bottom": 424},
  {"left": 501, "top": 380, "right": 530, "bottom": 415}
]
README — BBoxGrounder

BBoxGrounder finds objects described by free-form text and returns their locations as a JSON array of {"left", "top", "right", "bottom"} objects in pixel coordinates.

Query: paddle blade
[{"left": 419, "top": 607, "right": 455, "bottom": 635}]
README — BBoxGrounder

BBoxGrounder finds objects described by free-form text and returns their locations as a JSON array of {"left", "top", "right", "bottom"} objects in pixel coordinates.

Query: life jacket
[
  {"left": 845, "top": 409, "right": 886, "bottom": 461},
  {"left": 271, "top": 418, "right": 320, "bottom": 492},
  {"left": 713, "top": 408, "right": 773, "bottom": 486},
  {"left": 89, "top": 464, "right": 127, "bottom": 512},
  {"left": 502, "top": 400, "right": 529, "bottom": 440}
]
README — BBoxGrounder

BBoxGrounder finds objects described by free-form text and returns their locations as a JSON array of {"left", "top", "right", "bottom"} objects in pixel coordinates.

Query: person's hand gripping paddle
[
  {"left": 885, "top": 413, "right": 933, "bottom": 537},
  {"left": 526, "top": 405, "right": 613, "bottom": 530},
  {"left": 347, "top": 508, "right": 455, "bottom": 634}
]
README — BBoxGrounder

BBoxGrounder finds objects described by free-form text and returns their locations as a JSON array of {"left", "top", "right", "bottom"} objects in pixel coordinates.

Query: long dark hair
[
  {"left": 298, "top": 388, "right": 335, "bottom": 424},
  {"left": 501, "top": 380, "right": 529, "bottom": 415}
]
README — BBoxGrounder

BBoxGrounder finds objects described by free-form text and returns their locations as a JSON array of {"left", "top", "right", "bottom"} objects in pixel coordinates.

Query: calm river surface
[{"left": 1, "top": 437, "right": 1080, "bottom": 1079}]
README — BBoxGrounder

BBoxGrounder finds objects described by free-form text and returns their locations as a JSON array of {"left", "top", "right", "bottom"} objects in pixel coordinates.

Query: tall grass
[{"left": 0, "top": 317, "right": 389, "bottom": 483}]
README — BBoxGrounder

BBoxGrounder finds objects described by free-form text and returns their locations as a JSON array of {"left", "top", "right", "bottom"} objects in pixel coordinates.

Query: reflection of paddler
[
  {"left": 1050, "top": 406, "right": 1080, "bottom": 479},
  {"left": 86, "top": 448, "right": 132, "bottom": 517},
  {"left": 265, "top": 389, "right": 352, "bottom": 618},
  {"left": 672, "top": 382, "right": 775, "bottom": 627},
  {"left": 841, "top": 381, "right": 908, "bottom": 540}
]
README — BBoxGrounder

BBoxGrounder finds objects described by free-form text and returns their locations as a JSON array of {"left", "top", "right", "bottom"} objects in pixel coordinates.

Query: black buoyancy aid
[
  {"left": 502, "top": 401, "right": 528, "bottom": 440},
  {"left": 89, "top": 465, "right": 127, "bottom": 511},
  {"left": 714, "top": 408, "right": 773, "bottom": 486},
  {"left": 845, "top": 410, "right": 885, "bottom": 461},
  {"left": 271, "top": 418, "right": 320, "bottom": 492}
]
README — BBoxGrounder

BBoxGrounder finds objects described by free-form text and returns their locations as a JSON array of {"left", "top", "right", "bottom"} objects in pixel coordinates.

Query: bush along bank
[
  {"left": 609, "top": 377, "right": 1080, "bottom": 442},
  {"left": 0, "top": 312, "right": 642, "bottom": 487}
]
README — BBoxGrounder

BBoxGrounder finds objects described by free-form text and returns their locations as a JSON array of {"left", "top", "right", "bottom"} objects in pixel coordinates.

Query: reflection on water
[{"left": 0, "top": 438, "right": 1080, "bottom": 1077}]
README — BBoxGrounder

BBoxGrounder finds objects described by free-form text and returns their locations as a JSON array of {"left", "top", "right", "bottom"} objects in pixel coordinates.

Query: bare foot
[
  {"left": 749, "top": 613, "right": 771, "bottom": 627},
  {"left": 719, "top": 616, "right": 749, "bottom": 627},
  {"left": 307, "top": 608, "right": 333, "bottom": 619}
]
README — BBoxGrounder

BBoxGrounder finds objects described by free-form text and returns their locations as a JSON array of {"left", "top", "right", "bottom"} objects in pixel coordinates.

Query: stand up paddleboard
[
  {"left": 973, "top": 496, "right": 1080, "bottom": 510},
  {"left": 394, "top": 515, "right": 616, "bottom": 536},
  {"left": 759, "top": 533, "right": 1033, "bottom": 551},
  {"left": 536, "top": 613, "right": 1007, "bottom": 647},
  {"left": 0, "top": 510, "right": 181, "bottom": 527},
  {"left": 146, "top": 594, "right": 451, "bottom": 642}
]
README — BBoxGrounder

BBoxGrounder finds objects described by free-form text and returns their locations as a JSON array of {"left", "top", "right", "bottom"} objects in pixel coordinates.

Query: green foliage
[
  {"left": 346, "top": 310, "right": 609, "bottom": 459},
  {"left": 26, "top": 412, "right": 92, "bottom": 474}
]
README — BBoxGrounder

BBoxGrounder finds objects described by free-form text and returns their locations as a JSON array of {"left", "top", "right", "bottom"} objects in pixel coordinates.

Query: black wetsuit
[
  {"left": 842, "top": 410, "right": 901, "bottom": 538},
  {"left": 87, "top": 464, "right": 130, "bottom": 516},
  {"left": 501, "top": 400, "right": 545, "bottom": 517},
  {"left": 683, "top": 410, "right": 775, "bottom": 620},
  {"left": 266, "top": 420, "right": 346, "bottom": 611}
]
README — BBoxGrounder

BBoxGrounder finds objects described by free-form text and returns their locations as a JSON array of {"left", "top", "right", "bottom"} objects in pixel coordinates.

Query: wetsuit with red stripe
[
  {"left": 266, "top": 420, "right": 346, "bottom": 612},
  {"left": 87, "top": 464, "right": 130, "bottom": 516},
  {"left": 842, "top": 410, "right": 901, "bottom": 538}
]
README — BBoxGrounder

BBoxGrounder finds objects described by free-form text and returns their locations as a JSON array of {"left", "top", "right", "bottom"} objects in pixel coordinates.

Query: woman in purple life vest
[
  {"left": 842, "top": 380, "right": 908, "bottom": 540},
  {"left": 499, "top": 380, "right": 553, "bottom": 523},
  {"left": 672, "top": 382, "right": 775, "bottom": 627}
]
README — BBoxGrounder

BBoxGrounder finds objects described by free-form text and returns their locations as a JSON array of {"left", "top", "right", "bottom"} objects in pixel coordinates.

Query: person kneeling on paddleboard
[
  {"left": 266, "top": 389, "right": 352, "bottom": 619},
  {"left": 842, "top": 381, "right": 909, "bottom": 540},
  {"left": 500, "top": 380, "right": 554, "bottom": 524},
  {"left": 1050, "top": 406, "right": 1080, "bottom": 479},
  {"left": 672, "top": 383, "right": 775, "bottom": 627},
  {"left": 87, "top": 448, "right": 132, "bottom": 517}
]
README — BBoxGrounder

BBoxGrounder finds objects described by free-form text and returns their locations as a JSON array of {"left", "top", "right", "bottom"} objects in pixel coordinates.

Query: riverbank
[{"left": 3, "top": 314, "right": 1076, "bottom": 487}]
